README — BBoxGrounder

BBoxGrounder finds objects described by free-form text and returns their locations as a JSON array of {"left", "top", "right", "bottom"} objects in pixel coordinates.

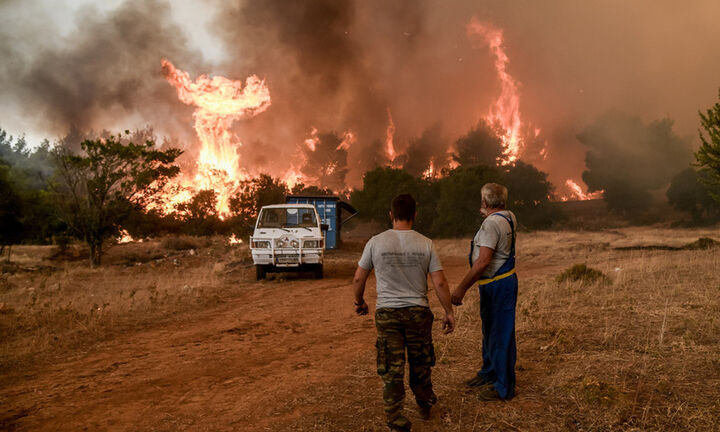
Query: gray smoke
[
  {"left": 2, "top": 0, "right": 720, "bottom": 191},
  {"left": 0, "top": 0, "right": 201, "bottom": 145}
]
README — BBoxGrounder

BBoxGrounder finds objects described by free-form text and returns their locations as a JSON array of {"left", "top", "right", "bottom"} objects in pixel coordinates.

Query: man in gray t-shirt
[
  {"left": 353, "top": 194, "right": 454, "bottom": 432},
  {"left": 358, "top": 229, "right": 444, "bottom": 309}
]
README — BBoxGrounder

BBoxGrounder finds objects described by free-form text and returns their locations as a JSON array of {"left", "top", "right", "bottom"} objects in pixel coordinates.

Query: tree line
[{"left": 2, "top": 90, "right": 720, "bottom": 266}]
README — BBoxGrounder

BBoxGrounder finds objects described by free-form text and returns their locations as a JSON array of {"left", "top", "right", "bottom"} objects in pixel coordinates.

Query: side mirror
[{"left": 320, "top": 224, "right": 329, "bottom": 231}]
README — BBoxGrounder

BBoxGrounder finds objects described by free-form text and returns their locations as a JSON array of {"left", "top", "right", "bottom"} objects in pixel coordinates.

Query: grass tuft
[
  {"left": 557, "top": 263, "right": 609, "bottom": 284},
  {"left": 682, "top": 237, "right": 720, "bottom": 250}
]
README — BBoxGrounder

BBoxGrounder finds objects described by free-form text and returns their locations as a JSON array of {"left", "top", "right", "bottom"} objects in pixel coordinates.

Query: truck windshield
[{"left": 258, "top": 208, "right": 317, "bottom": 228}]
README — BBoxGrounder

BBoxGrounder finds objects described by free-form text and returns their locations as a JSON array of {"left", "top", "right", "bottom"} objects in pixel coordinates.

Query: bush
[
  {"left": 667, "top": 168, "right": 719, "bottom": 223},
  {"left": 682, "top": 237, "right": 720, "bottom": 250},
  {"left": 503, "top": 161, "right": 565, "bottom": 229},
  {"left": 431, "top": 165, "right": 500, "bottom": 237},
  {"left": 557, "top": 264, "right": 609, "bottom": 284}
]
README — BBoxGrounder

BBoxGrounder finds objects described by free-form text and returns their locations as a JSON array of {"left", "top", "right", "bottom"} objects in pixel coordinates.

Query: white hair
[{"left": 481, "top": 183, "right": 508, "bottom": 208}]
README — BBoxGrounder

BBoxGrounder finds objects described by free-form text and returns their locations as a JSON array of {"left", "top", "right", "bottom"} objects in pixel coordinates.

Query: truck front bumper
[{"left": 251, "top": 249, "right": 323, "bottom": 267}]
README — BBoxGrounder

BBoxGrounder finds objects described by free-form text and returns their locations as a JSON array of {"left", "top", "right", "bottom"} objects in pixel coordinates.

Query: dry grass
[
  {"left": 426, "top": 226, "right": 720, "bottom": 432},
  {"left": 1, "top": 226, "right": 719, "bottom": 431},
  {"left": 0, "top": 237, "right": 253, "bottom": 369}
]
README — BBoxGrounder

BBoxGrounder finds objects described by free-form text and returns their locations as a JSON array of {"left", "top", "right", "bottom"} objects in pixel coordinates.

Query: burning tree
[{"left": 53, "top": 133, "right": 182, "bottom": 267}]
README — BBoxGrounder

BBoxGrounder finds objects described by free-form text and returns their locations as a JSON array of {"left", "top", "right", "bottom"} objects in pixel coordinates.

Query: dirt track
[{"left": 2, "top": 252, "right": 482, "bottom": 431}]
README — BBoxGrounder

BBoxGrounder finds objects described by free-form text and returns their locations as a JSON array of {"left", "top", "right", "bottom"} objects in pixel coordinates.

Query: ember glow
[
  {"left": 562, "top": 179, "right": 604, "bottom": 201},
  {"left": 467, "top": 18, "right": 524, "bottom": 165},
  {"left": 154, "top": 59, "right": 272, "bottom": 216},
  {"left": 116, "top": 229, "right": 138, "bottom": 244}
]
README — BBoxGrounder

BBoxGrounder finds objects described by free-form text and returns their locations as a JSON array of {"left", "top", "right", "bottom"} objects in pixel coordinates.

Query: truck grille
[{"left": 276, "top": 254, "right": 299, "bottom": 265}]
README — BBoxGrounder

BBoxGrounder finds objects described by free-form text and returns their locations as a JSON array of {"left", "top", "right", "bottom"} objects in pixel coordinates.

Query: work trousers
[
  {"left": 375, "top": 306, "right": 437, "bottom": 431},
  {"left": 477, "top": 274, "right": 518, "bottom": 399}
]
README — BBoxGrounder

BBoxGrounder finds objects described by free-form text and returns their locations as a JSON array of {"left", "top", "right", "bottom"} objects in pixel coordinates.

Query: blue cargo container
[{"left": 285, "top": 196, "right": 357, "bottom": 249}]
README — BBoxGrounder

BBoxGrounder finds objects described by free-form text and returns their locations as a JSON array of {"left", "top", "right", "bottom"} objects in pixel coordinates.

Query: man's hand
[
  {"left": 442, "top": 313, "right": 455, "bottom": 334},
  {"left": 451, "top": 286, "right": 468, "bottom": 306},
  {"left": 352, "top": 266, "right": 371, "bottom": 316},
  {"left": 355, "top": 300, "right": 369, "bottom": 315}
]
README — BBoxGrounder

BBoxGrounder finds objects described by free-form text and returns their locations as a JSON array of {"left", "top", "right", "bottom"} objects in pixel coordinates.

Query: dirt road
[{"left": 1, "top": 251, "right": 478, "bottom": 431}]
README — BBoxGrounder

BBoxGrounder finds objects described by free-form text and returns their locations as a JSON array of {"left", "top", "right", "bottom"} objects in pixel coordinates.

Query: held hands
[
  {"left": 442, "top": 313, "right": 456, "bottom": 334},
  {"left": 451, "top": 286, "right": 468, "bottom": 306},
  {"left": 354, "top": 300, "right": 369, "bottom": 315}
]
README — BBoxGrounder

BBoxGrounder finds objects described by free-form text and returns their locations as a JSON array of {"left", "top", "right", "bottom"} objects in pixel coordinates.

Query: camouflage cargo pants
[{"left": 375, "top": 306, "right": 437, "bottom": 432}]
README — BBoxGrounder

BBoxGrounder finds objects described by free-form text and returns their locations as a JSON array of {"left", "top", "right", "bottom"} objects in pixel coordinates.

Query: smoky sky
[{"left": 1, "top": 0, "right": 719, "bottom": 190}]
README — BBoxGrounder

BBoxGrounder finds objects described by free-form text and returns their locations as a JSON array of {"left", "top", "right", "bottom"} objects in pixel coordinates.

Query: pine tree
[{"left": 696, "top": 89, "right": 720, "bottom": 202}]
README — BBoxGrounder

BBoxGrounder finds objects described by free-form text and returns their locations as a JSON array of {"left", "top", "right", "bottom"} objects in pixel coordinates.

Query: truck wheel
[
  {"left": 256, "top": 265, "right": 267, "bottom": 280},
  {"left": 313, "top": 264, "right": 324, "bottom": 279}
]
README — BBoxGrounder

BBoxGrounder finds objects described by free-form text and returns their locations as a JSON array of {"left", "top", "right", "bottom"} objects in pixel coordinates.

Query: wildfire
[
  {"left": 562, "top": 179, "right": 604, "bottom": 201},
  {"left": 337, "top": 131, "right": 355, "bottom": 151},
  {"left": 117, "top": 229, "right": 138, "bottom": 244},
  {"left": 422, "top": 159, "right": 437, "bottom": 179},
  {"left": 304, "top": 127, "right": 319, "bottom": 151},
  {"left": 385, "top": 108, "right": 398, "bottom": 165},
  {"left": 467, "top": 18, "right": 524, "bottom": 165},
  {"left": 228, "top": 234, "right": 243, "bottom": 244},
  {"left": 153, "top": 59, "right": 272, "bottom": 217}
]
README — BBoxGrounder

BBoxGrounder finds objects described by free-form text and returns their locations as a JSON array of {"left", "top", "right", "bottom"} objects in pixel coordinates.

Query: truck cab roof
[{"left": 261, "top": 203, "right": 316, "bottom": 209}]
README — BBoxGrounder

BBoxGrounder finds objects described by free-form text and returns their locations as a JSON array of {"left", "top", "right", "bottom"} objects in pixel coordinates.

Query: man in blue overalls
[{"left": 451, "top": 183, "right": 518, "bottom": 401}]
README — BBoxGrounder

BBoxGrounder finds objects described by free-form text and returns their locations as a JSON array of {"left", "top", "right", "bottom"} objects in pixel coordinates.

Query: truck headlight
[
  {"left": 290, "top": 240, "right": 299, "bottom": 248},
  {"left": 252, "top": 240, "right": 271, "bottom": 249},
  {"left": 303, "top": 240, "right": 322, "bottom": 248},
  {"left": 275, "top": 239, "right": 286, "bottom": 248}
]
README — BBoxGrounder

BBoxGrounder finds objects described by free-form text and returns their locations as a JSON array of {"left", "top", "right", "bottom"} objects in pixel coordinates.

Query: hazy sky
[{"left": 1, "top": 0, "right": 719, "bottom": 189}]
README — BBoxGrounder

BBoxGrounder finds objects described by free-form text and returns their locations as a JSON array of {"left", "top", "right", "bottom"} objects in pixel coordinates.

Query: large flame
[
  {"left": 467, "top": 18, "right": 524, "bottom": 165},
  {"left": 561, "top": 179, "right": 604, "bottom": 201},
  {"left": 155, "top": 59, "right": 272, "bottom": 216},
  {"left": 385, "top": 108, "right": 398, "bottom": 165}
]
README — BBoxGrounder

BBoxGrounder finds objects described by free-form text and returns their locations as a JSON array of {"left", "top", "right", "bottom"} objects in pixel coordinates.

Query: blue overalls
[{"left": 469, "top": 212, "right": 518, "bottom": 399}]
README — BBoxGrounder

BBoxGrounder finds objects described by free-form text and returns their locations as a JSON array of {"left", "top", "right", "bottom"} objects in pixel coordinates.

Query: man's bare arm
[
  {"left": 430, "top": 270, "right": 455, "bottom": 333},
  {"left": 451, "top": 246, "right": 493, "bottom": 305},
  {"left": 352, "top": 266, "right": 371, "bottom": 315}
]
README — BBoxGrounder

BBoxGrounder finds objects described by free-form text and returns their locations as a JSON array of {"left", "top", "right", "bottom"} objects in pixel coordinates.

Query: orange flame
[
  {"left": 385, "top": 108, "right": 397, "bottom": 164},
  {"left": 467, "top": 18, "right": 524, "bottom": 165},
  {"left": 304, "top": 127, "right": 319, "bottom": 152},
  {"left": 562, "top": 179, "right": 604, "bottom": 201},
  {"left": 422, "top": 159, "right": 437, "bottom": 179},
  {"left": 153, "top": 59, "right": 272, "bottom": 216},
  {"left": 337, "top": 131, "right": 355, "bottom": 151},
  {"left": 117, "top": 229, "right": 135, "bottom": 244}
]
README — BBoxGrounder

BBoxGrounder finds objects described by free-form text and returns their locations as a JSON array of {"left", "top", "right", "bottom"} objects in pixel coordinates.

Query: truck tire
[
  {"left": 256, "top": 265, "right": 267, "bottom": 280},
  {"left": 313, "top": 264, "right": 324, "bottom": 279}
]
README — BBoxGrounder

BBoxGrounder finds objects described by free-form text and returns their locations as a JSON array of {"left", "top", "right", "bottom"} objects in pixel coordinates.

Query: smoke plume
[{"left": 2, "top": 0, "right": 720, "bottom": 192}]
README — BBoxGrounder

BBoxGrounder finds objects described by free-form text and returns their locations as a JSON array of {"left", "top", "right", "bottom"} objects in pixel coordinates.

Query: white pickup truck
[{"left": 250, "top": 204, "right": 327, "bottom": 280}]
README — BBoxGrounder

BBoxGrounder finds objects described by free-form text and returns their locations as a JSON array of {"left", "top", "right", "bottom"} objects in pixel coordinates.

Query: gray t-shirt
[
  {"left": 471, "top": 210, "right": 517, "bottom": 277},
  {"left": 358, "top": 229, "right": 443, "bottom": 309}
]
